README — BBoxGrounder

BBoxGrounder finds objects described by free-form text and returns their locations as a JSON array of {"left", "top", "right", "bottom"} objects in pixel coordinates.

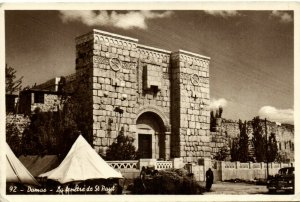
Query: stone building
[
  {"left": 73, "top": 29, "right": 211, "bottom": 162},
  {"left": 15, "top": 29, "right": 293, "bottom": 163}
]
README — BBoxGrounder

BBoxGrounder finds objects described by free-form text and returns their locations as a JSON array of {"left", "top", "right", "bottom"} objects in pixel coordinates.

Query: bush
[
  {"left": 132, "top": 169, "right": 205, "bottom": 194},
  {"left": 105, "top": 127, "right": 138, "bottom": 160},
  {"left": 214, "top": 146, "right": 229, "bottom": 161}
]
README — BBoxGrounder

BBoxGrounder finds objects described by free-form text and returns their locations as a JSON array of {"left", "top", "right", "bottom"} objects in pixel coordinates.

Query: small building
[{"left": 18, "top": 89, "right": 62, "bottom": 115}]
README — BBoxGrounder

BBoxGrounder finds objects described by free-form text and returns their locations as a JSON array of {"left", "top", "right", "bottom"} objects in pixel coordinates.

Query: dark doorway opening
[{"left": 138, "top": 134, "right": 152, "bottom": 158}]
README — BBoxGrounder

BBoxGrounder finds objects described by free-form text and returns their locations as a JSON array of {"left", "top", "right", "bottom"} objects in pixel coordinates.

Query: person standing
[
  {"left": 140, "top": 166, "right": 147, "bottom": 193},
  {"left": 206, "top": 168, "right": 214, "bottom": 191}
]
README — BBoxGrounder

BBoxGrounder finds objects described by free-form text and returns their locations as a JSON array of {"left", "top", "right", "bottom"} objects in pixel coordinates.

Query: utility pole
[{"left": 265, "top": 118, "right": 269, "bottom": 179}]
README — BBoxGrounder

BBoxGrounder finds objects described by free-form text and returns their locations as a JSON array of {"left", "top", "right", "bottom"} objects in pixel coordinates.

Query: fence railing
[
  {"left": 156, "top": 161, "right": 173, "bottom": 170},
  {"left": 240, "top": 163, "right": 249, "bottom": 169},
  {"left": 224, "top": 162, "right": 235, "bottom": 169},
  {"left": 252, "top": 163, "right": 261, "bottom": 169},
  {"left": 107, "top": 160, "right": 138, "bottom": 170},
  {"left": 107, "top": 160, "right": 175, "bottom": 171},
  {"left": 221, "top": 161, "right": 293, "bottom": 170}
]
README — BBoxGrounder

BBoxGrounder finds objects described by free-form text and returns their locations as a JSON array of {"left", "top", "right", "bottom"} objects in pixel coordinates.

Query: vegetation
[
  {"left": 210, "top": 106, "right": 223, "bottom": 132},
  {"left": 5, "top": 64, "right": 23, "bottom": 94},
  {"left": 230, "top": 137, "right": 239, "bottom": 162},
  {"left": 251, "top": 116, "right": 266, "bottom": 162},
  {"left": 6, "top": 122, "right": 22, "bottom": 156},
  {"left": 213, "top": 146, "right": 229, "bottom": 161},
  {"left": 229, "top": 120, "right": 250, "bottom": 162},
  {"left": 105, "top": 127, "right": 138, "bottom": 160},
  {"left": 132, "top": 168, "right": 205, "bottom": 194},
  {"left": 267, "top": 133, "right": 278, "bottom": 162},
  {"left": 238, "top": 120, "right": 249, "bottom": 162},
  {"left": 20, "top": 99, "right": 82, "bottom": 158}
]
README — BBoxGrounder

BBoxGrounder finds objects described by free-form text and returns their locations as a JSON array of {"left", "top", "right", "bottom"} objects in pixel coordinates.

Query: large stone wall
[
  {"left": 75, "top": 29, "right": 211, "bottom": 162},
  {"left": 211, "top": 118, "right": 294, "bottom": 162}
]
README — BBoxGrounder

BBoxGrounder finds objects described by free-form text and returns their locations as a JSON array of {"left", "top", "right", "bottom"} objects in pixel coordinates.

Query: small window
[{"left": 34, "top": 92, "right": 44, "bottom": 103}]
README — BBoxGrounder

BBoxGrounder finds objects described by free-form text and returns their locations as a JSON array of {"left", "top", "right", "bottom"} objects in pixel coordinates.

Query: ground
[{"left": 201, "top": 181, "right": 268, "bottom": 195}]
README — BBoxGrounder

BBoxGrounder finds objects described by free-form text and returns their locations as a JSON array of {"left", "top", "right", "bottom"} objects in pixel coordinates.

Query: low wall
[
  {"left": 107, "top": 158, "right": 197, "bottom": 180},
  {"left": 213, "top": 160, "right": 293, "bottom": 181},
  {"left": 107, "top": 159, "right": 292, "bottom": 182}
]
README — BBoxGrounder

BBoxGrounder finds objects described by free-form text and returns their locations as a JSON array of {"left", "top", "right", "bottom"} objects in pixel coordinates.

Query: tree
[
  {"left": 21, "top": 107, "right": 57, "bottom": 155},
  {"left": 214, "top": 146, "right": 229, "bottom": 161},
  {"left": 216, "top": 106, "right": 223, "bottom": 118},
  {"left": 230, "top": 138, "right": 239, "bottom": 161},
  {"left": 252, "top": 116, "right": 266, "bottom": 162},
  {"left": 210, "top": 106, "right": 223, "bottom": 132},
  {"left": 267, "top": 132, "right": 278, "bottom": 162},
  {"left": 105, "top": 127, "right": 138, "bottom": 160},
  {"left": 5, "top": 64, "right": 23, "bottom": 94},
  {"left": 6, "top": 122, "right": 22, "bottom": 156},
  {"left": 238, "top": 120, "right": 249, "bottom": 162},
  {"left": 210, "top": 111, "right": 217, "bottom": 132}
]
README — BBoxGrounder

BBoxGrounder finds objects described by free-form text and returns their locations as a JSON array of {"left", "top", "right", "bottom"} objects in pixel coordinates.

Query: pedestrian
[
  {"left": 140, "top": 166, "right": 147, "bottom": 193},
  {"left": 206, "top": 168, "right": 214, "bottom": 191}
]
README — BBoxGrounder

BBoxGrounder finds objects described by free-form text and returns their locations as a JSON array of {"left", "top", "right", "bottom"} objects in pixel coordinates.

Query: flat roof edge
[
  {"left": 177, "top": 49, "right": 211, "bottom": 60},
  {"left": 138, "top": 44, "right": 171, "bottom": 54},
  {"left": 93, "top": 29, "right": 138, "bottom": 42}
]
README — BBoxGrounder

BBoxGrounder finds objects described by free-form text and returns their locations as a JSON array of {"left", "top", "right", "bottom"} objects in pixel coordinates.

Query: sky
[{"left": 5, "top": 10, "right": 294, "bottom": 124}]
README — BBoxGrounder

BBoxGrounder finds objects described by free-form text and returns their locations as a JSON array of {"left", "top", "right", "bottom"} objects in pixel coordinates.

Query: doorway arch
[{"left": 136, "top": 112, "right": 167, "bottom": 159}]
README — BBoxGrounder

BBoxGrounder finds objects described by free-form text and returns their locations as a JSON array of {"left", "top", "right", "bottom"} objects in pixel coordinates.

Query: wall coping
[
  {"left": 93, "top": 29, "right": 138, "bottom": 42},
  {"left": 177, "top": 49, "right": 211, "bottom": 60},
  {"left": 138, "top": 44, "right": 171, "bottom": 55}
]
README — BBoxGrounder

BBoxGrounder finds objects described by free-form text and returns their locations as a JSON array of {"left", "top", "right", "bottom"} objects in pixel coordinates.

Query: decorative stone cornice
[
  {"left": 178, "top": 49, "right": 210, "bottom": 60},
  {"left": 138, "top": 44, "right": 171, "bottom": 55},
  {"left": 76, "top": 29, "right": 138, "bottom": 47},
  {"left": 138, "top": 45, "right": 171, "bottom": 62},
  {"left": 171, "top": 50, "right": 210, "bottom": 69},
  {"left": 93, "top": 29, "right": 138, "bottom": 42}
]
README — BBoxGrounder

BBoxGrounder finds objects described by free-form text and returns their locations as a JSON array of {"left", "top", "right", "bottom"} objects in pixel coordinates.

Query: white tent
[
  {"left": 6, "top": 142, "right": 40, "bottom": 186},
  {"left": 39, "top": 135, "right": 123, "bottom": 184}
]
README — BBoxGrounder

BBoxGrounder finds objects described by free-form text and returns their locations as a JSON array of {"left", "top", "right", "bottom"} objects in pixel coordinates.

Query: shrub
[
  {"left": 105, "top": 127, "right": 138, "bottom": 160},
  {"left": 214, "top": 146, "right": 229, "bottom": 161},
  {"left": 132, "top": 168, "right": 205, "bottom": 194}
]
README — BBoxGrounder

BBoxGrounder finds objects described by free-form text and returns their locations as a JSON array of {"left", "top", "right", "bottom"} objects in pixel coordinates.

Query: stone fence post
[
  {"left": 236, "top": 161, "right": 240, "bottom": 169},
  {"left": 172, "top": 157, "right": 184, "bottom": 169},
  {"left": 221, "top": 161, "right": 226, "bottom": 181},
  {"left": 249, "top": 161, "right": 253, "bottom": 169}
]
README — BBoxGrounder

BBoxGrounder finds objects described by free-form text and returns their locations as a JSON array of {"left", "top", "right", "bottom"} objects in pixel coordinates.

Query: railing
[
  {"left": 221, "top": 161, "right": 293, "bottom": 170},
  {"left": 107, "top": 160, "right": 138, "bottom": 170},
  {"left": 156, "top": 161, "right": 173, "bottom": 170},
  {"left": 252, "top": 163, "right": 261, "bottom": 169},
  {"left": 282, "top": 163, "right": 289, "bottom": 167},
  {"left": 240, "top": 163, "right": 249, "bottom": 169},
  {"left": 224, "top": 162, "right": 235, "bottom": 168}
]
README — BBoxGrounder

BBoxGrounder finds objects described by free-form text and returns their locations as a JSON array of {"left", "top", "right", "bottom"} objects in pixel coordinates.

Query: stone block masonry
[
  {"left": 75, "top": 29, "right": 211, "bottom": 162},
  {"left": 210, "top": 118, "right": 294, "bottom": 162}
]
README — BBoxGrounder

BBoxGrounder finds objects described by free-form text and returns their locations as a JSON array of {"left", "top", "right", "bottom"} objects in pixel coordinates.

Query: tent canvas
[
  {"left": 39, "top": 135, "right": 123, "bottom": 184},
  {"left": 19, "top": 155, "right": 60, "bottom": 177},
  {"left": 6, "top": 142, "right": 40, "bottom": 186}
]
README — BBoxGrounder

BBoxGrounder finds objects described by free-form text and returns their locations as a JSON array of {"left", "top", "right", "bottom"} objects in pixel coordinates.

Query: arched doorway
[{"left": 136, "top": 112, "right": 166, "bottom": 159}]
